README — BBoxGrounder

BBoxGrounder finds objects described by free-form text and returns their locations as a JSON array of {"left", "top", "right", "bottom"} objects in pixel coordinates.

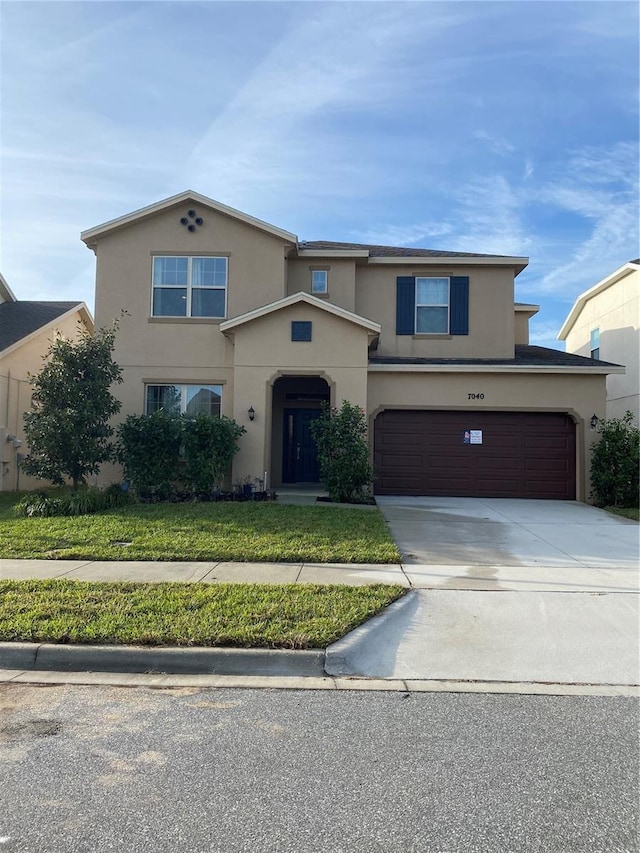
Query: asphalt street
[{"left": 0, "top": 683, "right": 637, "bottom": 853}]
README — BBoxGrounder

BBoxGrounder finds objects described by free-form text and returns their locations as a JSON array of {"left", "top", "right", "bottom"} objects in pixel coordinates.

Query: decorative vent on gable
[
  {"left": 291, "top": 321, "right": 312, "bottom": 342},
  {"left": 179, "top": 209, "right": 204, "bottom": 232}
]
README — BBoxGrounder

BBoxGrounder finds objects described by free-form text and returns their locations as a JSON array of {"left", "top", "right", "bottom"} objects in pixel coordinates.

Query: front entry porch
[{"left": 271, "top": 375, "right": 329, "bottom": 487}]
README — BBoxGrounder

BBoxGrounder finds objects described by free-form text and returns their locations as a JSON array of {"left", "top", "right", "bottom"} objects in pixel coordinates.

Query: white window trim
[
  {"left": 144, "top": 383, "right": 223, "bottom": 416},
  {"left": 415, "top": 276, "right": 450, "bottom": 334},
  {"left": 151, "top": 256, "right": 228, "bottom": 318},
  {"left": 311, "top": 268, "right": 328, "bottom": 295}
]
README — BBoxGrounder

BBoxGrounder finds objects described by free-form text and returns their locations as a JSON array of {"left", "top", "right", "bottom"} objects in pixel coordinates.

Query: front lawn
[
  {"left": 0, "top": 580, "right": 404, "bottom": 649},
  {"left": 0, "top": 494, "right": 400, "bottom": 563}
]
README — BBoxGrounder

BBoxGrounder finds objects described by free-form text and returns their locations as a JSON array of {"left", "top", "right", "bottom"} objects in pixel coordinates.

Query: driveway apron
[{"left": 326, "top": 498, "right": 640, "bottom": 684}]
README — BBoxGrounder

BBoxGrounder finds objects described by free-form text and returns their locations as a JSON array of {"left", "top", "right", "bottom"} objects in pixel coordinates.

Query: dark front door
[{"left": 282, "top": 408, "right": 322, "bottom": 483}]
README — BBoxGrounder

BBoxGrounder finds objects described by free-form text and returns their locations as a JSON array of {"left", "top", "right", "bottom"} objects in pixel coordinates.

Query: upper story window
[
  {"left": 152, "top": 256, "right": 227, "bottom": 318},
  {"left": 145, "top": 383, "right": 222, "bottom": 417},
  {"left": 590, "top": 328, "right": 600, "bottom": 360},
  {"left": 396, "top": 275, "right": 469, "bottom": 336},
  {"left": 415, "top": 277, "right": 450, "bottom": 334},
  {"left": 311, "top": 269, "right": 328, "bottom": 295}
]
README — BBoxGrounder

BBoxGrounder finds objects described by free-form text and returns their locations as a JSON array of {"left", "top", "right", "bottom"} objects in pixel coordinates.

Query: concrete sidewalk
[
  {"left": 2, "top": 557, "right": 637, "bottom": 592},
  {"left": 0, "top": 558, "right": 408, "bottom": 587}
]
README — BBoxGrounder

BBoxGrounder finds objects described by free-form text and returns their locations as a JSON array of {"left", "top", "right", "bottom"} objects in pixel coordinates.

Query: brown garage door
[{"left": 374, "top": 410, "right": 576, "bottom": 499}]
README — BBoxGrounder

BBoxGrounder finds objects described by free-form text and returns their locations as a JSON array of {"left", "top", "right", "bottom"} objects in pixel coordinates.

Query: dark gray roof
[
  {"left": 369, "top": 345, "right": 621, "bottom": 368},
  {"left": 0, "top": 301, "right": 82, "bottom": 351},
  {"left": 630, "top": 258, "right": 639, "bottom": 265},
  {"left": 298, "top": 240, "right": 520, "bottom": 259}
]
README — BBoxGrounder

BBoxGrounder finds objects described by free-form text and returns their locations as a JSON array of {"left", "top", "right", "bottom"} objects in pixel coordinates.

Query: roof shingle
[
  {"left": 298, "top": 240, "right": 521, "bottom": 259},
  {"left": 0, "top": 302, "right": 82, "bottom": 352}
]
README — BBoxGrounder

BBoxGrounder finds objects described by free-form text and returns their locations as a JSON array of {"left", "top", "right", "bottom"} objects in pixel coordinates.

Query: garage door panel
[
  {"left": 374, "top": 411, "right": 576, "bottom": 499},
  {"left": 525, "top": 458, "right": 571, "bottom": 472},
  {"left": 476, "top": 456, "right": 520, "bottom": 471}
]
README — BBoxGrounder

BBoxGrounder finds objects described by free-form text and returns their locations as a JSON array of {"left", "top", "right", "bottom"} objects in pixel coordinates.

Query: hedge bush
[{"left": 590, "top": 411, "right": 639, "bottom": 508}]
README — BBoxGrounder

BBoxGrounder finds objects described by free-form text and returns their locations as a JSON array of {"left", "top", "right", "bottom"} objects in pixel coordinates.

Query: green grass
[
  {"left": 0, "top": 493, "right": 400, "bottom": 563},
  {"left": 0, "top": 579, "right": 404, "bottom": 649},
  {"left": 604, "top": 506, "right": 639, "bottom": 522}
]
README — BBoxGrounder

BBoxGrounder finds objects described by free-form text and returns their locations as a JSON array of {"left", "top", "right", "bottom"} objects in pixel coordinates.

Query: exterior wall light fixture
[
  {"left": 590, "top": 414, "right": 599, "bottom": 431},
  {"left": 248, "top": 406, "right": 255, "bottom": 422}
]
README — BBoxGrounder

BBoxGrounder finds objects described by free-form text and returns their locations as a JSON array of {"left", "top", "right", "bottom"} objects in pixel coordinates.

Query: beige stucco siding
[
  {"left": 228, "top": 303, "right": 370, "bottom": 484},
  {"left": 286, "top": 258, "right": 357, "bottom": 312},
  {"left": 93, "top": 203, "right": 292, "bottom": 363},
  {"left": 564, "top": 268, "right": 639, "bottom": 421},
  {"left": 355, "top": 266, "right": 515, "bottom": 359},
  {"left": 0, "top": 311, "right": 89, "bottom": 491},
  {"left": 514, "top": 311, "right": 533, "bottom": 345},
  {"left": 367, "top": 370, "right": 607, "bottom": 501}
]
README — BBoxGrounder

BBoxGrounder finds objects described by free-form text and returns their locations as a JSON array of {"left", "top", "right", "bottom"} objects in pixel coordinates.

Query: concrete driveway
[{"left": 326, "top": 498, "right": 640, "bottom": 688}]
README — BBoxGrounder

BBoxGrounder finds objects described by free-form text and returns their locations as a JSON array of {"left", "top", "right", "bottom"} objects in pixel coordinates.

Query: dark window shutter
[
  {"left": 396, "top": 277, "right": 415, "bottom": 335},
  {"left": 450, "top": 276, "right": 469, "bottom": 335}
]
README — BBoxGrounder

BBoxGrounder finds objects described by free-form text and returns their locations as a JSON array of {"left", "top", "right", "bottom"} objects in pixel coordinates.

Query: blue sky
[{"left": 1, "top": 0, "right": 638, "bottom": 349}]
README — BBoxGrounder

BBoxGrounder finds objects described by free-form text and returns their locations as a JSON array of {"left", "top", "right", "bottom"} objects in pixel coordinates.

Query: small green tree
[
  {"left": 590, "top": 411, "right": 639, "bottom": 507},
  {"left": 309, "top": 400, "right": 373, "bottom": 503},
  {"left": 117, "top": 410, "right": 183, "bottom": 498},
  {"left": 21, "top": 323, "right": 123, "bottom": 489},
  {"left": 182, "top": 413, "right": 246, "bottom": 493}
]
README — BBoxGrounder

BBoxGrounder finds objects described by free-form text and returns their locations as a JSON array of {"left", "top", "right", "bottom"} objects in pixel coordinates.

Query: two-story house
[
  {"left": 83, "top": 191, "right": 621, "bottom": 501},
  {"left": 558, "top": 260, "right": 639, "bottom": 422}
]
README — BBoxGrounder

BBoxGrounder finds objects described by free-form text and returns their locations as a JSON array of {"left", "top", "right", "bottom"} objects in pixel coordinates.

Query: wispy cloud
[
  {"left": 473, "top": 130, "right": 515, "bottom": 156},
  {"left": 180, "top": 3, "right": 468, "bottom": 214},
  {"left": 536, "top": 142, "right": 639, "bottom": 294},
  {"left": 352, "top": 222, "right": 454, "bottom": 247}
]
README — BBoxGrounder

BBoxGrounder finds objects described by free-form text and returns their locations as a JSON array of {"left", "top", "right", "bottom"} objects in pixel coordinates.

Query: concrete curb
[
  {"left": 325, "top": 589, "right": 419, "bottom": 676},
  {"left": 0, "top": 642, "right": 325, "bottom": 677},
  {"left": 1, "top": 668, "right": 637, "bottom": 697}
]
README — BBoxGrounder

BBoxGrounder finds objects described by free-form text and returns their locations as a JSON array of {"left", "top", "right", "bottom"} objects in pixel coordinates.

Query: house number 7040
[{"left": 468, "top": 393, "right": 485, "bottom": 400}]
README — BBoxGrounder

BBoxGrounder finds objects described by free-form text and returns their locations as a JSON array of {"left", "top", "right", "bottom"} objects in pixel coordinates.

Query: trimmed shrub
[
  {"left": 590, "top": 411, "right": 639, "bottom": 508},
  {"left": 309, "top": 401, "right": 373, "bottom": 504},
  {"left": 181, "top": 414, "right": 246, "bottom": 493},
  {"left": 117, "top": 411, "right": 182, "bottom": 499}
]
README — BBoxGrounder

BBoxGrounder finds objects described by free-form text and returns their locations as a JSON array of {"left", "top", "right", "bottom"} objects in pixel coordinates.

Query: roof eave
[
  {"left": 367, "top": 363, "right": 623, "bottom": 375},
  {"left": 557, "top": 262, "right": 639, "bottom": 340},
  {"left": 220, "top": 291, "right": 380, "bottom": 336},
  {"left": 81, "top": 190, "right": 298, "bottom": 250},
  {"left": 367, "top": 256, "right": 529, "bottom": 274},
  {"left": 0, "top": 273, "right": 17, "bottom": 303}
]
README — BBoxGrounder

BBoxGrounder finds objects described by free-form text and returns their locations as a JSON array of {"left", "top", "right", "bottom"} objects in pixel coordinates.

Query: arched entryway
[{"left": 271, "top": 376, "right": 330, "bottom": 486}]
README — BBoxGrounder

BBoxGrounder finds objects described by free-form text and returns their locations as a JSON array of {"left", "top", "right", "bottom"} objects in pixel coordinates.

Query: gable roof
[
  {"left": 0, "top": 302, "right": 92, "bottom": 356},
  {"left": 220, "top": 291, "right": 380, "bottom": 336},
  {"left": 558, "top": 260, "right": 640, "bottom": 340},
  {"left": 81, "top": 190, "right": 298, "bottom": 250},
  {"left": 80, "top": 190, "right": 528, "bottom": 272}
]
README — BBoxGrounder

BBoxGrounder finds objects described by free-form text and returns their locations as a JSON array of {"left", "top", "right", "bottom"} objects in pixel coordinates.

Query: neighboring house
[
  {"left": 558, "top": 260, "right": 639, "bottom": 422},
  {"left": 84, "top": 191, "right": 622, "bottom": 501},
  {"left": 0, "top": 273, "right": 93, "bottom": 491}
]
